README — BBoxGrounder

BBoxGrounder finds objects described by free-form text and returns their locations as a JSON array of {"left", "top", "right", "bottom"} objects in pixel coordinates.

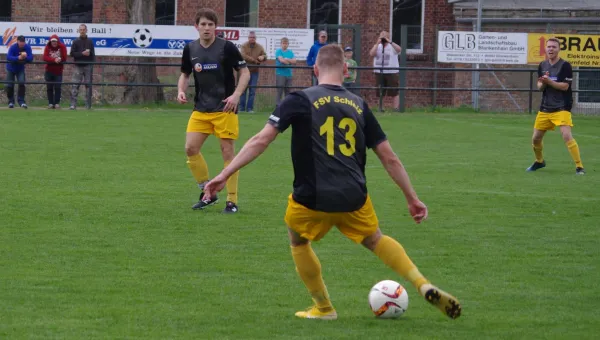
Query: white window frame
[
  {"left": 306, "top": 0, "right": 342, "bottom": 43},
  {"left": 389, "top": 0, "right": 425, "bottom": 54}
]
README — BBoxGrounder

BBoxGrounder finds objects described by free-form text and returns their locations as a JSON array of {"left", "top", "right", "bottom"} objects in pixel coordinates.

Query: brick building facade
[
  {"left": 3, "top": 1, "right": 599, "bottom": 112},
  {"left": 3, "top": 0, "right": 457, "bottom": 108}
]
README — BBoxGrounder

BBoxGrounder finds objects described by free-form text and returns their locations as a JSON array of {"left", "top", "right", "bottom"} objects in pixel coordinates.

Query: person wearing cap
[
  {"left": 69, "top": 24, "right": 95, "bottom": 110},
  {"left": 43, "top": 34, "right": 68, "bottom": 109},
  {"left": 5, "top": 35, "right": 33, "bottom": 109},
  {"left": 306, "top": 31, "right": 328, "bottom": 85},
  {"left": 343, "top": 46, "right": 358, "bottom": 95}
]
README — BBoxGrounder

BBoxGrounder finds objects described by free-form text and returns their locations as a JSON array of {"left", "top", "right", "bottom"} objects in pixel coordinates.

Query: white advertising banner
[
  {"left": 0, "top": 22, "right": 314, "bottom": 59},
  {"left": 437, "top": 31, "right": 529, "bottom": 65}
]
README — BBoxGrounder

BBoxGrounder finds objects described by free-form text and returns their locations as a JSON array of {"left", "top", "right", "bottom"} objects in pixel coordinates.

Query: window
[
  {"left": 156, "top": 0, "right": 175, "bottom": 25},
  {"left": 0, "top": 0, "right": 11, "bottom": 22},
  {"left": 308, "top": 0, "right": 340, "bottom": 41},
  {"left": 61, "top": 0, "right": 92, "bottom": 23},
  {"left": 577, "top": 68, "right": 600, "bottom": 105},
  {"left": 226, "top": 0, "right": 258, "bottom": 27},
  {"left": 390, "top": 0, "right": 424, "bottom": 53}
]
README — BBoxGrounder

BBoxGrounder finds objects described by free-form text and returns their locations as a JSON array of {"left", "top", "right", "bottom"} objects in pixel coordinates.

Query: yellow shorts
[
  {"left": 284, "top": 194, "right": 379, "bottom": 244},
  {"left": 186, "top": 111, "right": 239, "bottom": 139},
  {"left": 534, "top": 110, "right": 574, "bottom": 131}
]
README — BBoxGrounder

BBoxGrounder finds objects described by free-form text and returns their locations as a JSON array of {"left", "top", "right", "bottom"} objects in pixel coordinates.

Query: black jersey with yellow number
[
  {"left": 268, "top": 85, "right": 387, "bottom": 213},
  {"left": 181, "top": 38, "right": 247, "bottom": 113}
]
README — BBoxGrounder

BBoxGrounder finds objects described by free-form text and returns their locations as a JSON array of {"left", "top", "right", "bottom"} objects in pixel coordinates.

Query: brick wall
[
  {"left": 12, "top": 0, "right": 59, "bottom": 22},
  {"left": 177, "top": 0, "right": 225, "bottom": 26},
  {"left": 258, "top": 0, "right": 307, "bottom": 28},
  {"left": 4, "top": 0, "right": 462, "bottom": 109},
  {"left": 93, "top": 0, "right": 127, "bottom": 24}
]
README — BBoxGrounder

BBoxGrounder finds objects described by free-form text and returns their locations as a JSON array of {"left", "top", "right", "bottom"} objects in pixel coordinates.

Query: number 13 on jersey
[{"left": 319, "top": 116, "right": 357, "bottom": 156}]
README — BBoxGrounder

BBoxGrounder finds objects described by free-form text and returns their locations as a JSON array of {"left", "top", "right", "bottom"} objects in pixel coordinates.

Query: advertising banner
[
  {"left": 0, "top": 22, "right": 314, "bottom": 59},
  {"left": 437, "top": 31, "right": 529, "bottom": 65}
]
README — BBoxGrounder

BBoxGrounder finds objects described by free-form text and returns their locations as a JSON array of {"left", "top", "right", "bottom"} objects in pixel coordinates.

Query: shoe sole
[
  {"left": 222, "top": 208, "right": 238, "bottom": 214},
  {"left": 294, "top": 312, "right": 338, "bottom": 320},
  {"left": 423, "top": 286, "right": 462, "bottom": 319},
  {"left": 526, "top": 163, "right": 546, "bottom": 172},
  {"left": 192, "top": 198, "right": 219, "bottom": 210}
]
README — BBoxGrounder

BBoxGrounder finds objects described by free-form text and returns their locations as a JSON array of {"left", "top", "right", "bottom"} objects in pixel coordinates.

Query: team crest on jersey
[{"left": 194, "top": 63, "right": 219, "bottom": 72}]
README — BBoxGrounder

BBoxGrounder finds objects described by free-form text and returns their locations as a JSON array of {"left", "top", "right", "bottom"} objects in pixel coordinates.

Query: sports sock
[
  {"left": 566, "top": 139, "right": 583, "bottom": 168},
  {"left": 291, "top": 243, "right": 333, "bottom": 311},
  {"left": 224, "top": 160, "right": 239, "bottom": 204},
  {"left": 373, "top": 236, "right": 429, "bottom": 291},
  {"left": 533, "top": 141, "right": 544, "bottom": 163},
  {"left": 187, "top": 153, "right": 209, "bottom": 186}
]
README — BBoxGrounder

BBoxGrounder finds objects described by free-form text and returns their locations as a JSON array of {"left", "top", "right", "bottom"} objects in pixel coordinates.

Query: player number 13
[{"left": 319, "top": 116, "right": 356, "bottom": 156}]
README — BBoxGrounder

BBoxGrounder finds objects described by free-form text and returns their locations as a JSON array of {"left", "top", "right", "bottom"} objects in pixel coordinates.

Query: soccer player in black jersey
[
  {"left": 527, "top": 37, "right": 585, "bottom": 175},
  {"left": 204, "top": 45, "right": 461, "bottom": 320},
  {"left": 178, "top": 8, "right": 250, "bottom": 213}
]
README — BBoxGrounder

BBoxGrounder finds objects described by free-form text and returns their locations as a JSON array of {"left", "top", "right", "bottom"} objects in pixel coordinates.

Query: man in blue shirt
[
  {"left": 306, "top": 31, "right": 328, "bottom": 85},
  {"left": 275, "top": 37, "right": 297, "bottom": 106},
  {"left": 5, "top": 35, "right": 33, "bottom": 108}
]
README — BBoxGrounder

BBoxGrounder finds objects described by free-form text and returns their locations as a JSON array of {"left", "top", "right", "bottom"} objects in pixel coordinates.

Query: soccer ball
[
  {"left": 133, "top": 28, "right": 153, "bottom": 48},
  {"left": 368, "top": 280, "right": 409, "bottom": 318}
]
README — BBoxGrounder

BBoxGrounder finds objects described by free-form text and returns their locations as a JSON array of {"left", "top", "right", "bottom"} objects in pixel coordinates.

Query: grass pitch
[{"left": 1, "top": 107, "right": 599, "bottom": 339}]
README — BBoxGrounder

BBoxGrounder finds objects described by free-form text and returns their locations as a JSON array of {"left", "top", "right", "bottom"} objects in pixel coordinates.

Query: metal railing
[{"left": 1, "top": 59, "right": 599, "bottom": 113}]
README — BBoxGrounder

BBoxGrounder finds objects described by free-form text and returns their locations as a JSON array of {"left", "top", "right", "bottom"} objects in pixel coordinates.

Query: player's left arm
[
  {"left": 223, "top": 41, "right": 250, "bottom": 111},
  {"left": 543, "top": 62, "right": 572, "bottom": 92},
  {"left": 363, "top": 103, "right": 427, "bottom": 223}
]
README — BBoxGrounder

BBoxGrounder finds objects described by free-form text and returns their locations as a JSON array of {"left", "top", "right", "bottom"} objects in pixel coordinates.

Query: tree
[{"left": 122, "top": 0, "right": 165, "bottom": 104}]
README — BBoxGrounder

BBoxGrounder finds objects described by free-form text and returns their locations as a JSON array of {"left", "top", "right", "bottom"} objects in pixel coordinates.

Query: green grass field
[{"left": 1, "top": 108, "right": 599, "bottom": 339}]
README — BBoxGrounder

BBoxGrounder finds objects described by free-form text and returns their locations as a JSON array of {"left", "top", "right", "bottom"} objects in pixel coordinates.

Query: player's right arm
[
  {"left": 363, "top": 103, "right": 428, "bottom": 224},
  {"left": 537, "top": 63, "right": 546, "bottom": 91},
  {"left": 177, "top": 43, "right": 193, "bottom": 104},
  {"left": 203, "top": 93, "right": 307, "bottom": 198}
]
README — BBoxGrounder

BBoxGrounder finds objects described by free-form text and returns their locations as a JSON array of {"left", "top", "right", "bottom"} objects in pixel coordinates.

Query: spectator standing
[
  {"left": 69, "top": 24, "right": 95, "bottom": 110},
  {"left": 275, "top": 37, "right": 297, "bottom": 106},
  {"left": 239, "top": 31, "right": 267, "bottom": 113},
  {"left": 369, "top": 31, "right": 401, "bottom": 109},
  {"left": 343, "top": 46, "right": 358, "bottom": 94},
  {"left": 43, "top": 34, "right": 67, "bottom": 109},
  {"left": 306, "top": 31, "right": 328, "bottom": 85},
  {"left": 5, "top": 35, "right": 33, "bottom": 109}
]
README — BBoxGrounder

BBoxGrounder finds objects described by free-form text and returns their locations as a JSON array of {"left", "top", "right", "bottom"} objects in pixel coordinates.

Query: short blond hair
[
  {"left": 316, "top": 44, "right": 345, "bottom": 71},
  {"left": 547, "top": 37, "right": 560, "bottom": 48}
]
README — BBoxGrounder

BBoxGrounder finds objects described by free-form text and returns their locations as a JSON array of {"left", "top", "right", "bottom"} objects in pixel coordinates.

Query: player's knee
[
  {"left": 361, "top": 229, "right": 383, "bottom": 251},
  {"left": 185, "top": 144, "right": 200, "bottom": 157},
  {"left": 288, "top": 227, "right": 309, "bottom": 247},
  {"left": 561, "top": 131, "right": 573, "bottom": 142},
  {"left": 220, "top": 142, "right": 235, "bottom": 160}
]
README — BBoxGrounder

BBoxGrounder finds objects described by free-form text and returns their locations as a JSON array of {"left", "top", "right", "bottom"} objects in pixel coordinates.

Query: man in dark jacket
[
  {"left": 69, "top": 24, "right": 95, "bottom": 109},
  {"left": 43, "top": 34, "right": 68, "bottom": 109},
  {"left": 5, "top": 35, "right": 33, "bottom": 108},
  {"left": 306, "top": 31, "right": 328, "bottom": 85}
]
